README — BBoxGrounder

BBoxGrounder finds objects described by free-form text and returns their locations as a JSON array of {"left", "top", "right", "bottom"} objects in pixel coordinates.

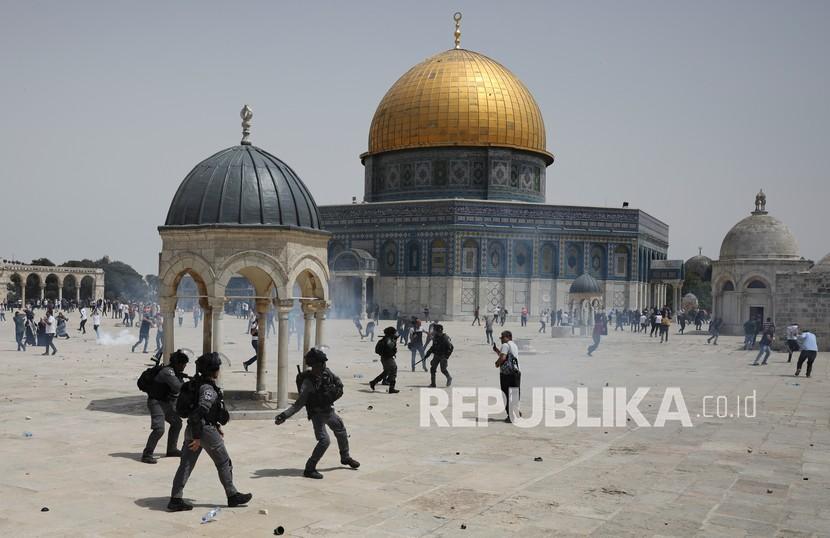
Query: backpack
[
  {"left": 137, "top": 364, "right": 164, "bottom": 394},
  {"left": 500, "top": 345, "right": 520, "bottom": 375},
  {"left": 175, "top": 379, "right": 202, "bottom": 418},
  {"left": 296, "top": 368, "right": 344, "bottom": 412},
  {"left": 375, "top": 337, "right": 396, "bottom": 358}
]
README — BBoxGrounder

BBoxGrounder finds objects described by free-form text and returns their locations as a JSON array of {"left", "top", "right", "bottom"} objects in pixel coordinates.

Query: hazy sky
[{"left": 1, "top": 1, "right": 828, "bottom": 275}]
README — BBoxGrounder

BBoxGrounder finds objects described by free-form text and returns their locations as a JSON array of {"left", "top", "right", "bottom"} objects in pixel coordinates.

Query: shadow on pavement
[
  {"left": 86, "top": 395, "right": 146, "bottom": 416},
  {"left": 109, "top": 452, "right": 143, "bottom": 461},
  {"left": 252, "top": 467, "right": 344, "bottom": 479},
  {"left": 134, "top": 497, "right": 215, "bottom": 512}
]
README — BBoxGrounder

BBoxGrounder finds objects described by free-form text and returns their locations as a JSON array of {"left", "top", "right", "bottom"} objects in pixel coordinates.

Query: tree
[
  {"left": 682, "top": 273, "right": 712, "bottom": 311},
  {"left": 30, "top": 258, "right": 55, "bottom": 266},
  {"left": 61, "top": 257, "right": 149, "bottom": 301},
  {"left": 145, "top": 274, "right": 160, "bottom": 301}
]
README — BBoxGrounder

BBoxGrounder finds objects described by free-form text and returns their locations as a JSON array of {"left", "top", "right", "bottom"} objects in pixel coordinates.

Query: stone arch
[
  {"left": 287, "top": 255, "right": 330, "bottom": 300},
  {"left": 7, "top": 273, "right": 23, "bottom": 302},
  {"left": 80, "top": 275, "right": 95, "bottom": 302},
  {"left": 62, "top": 274, "right": 77, "bottom": 300},
  {"left": 160, "top": 252, "right": 216, "bottom": 297},
  {"left": 44, "top": 273, "right": 61, "bottom": 301},
  {"left": 740, "top": 274, "right": 771, "bottom": 290},
  {"left": 216, "top": 250, "right": 288, "bottom": 298},
  {"left": 25, "top": 273, "right": 42, "bottom": 302}
]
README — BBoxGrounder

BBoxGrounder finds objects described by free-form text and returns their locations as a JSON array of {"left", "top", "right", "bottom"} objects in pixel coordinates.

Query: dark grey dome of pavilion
[
  {"left": 165, "top": 145, "right": 320, "bottom": 228},
  {"left": 165, "top": 129, "right": 321, "bottom": 229},
  {"left": 569, "top": 273, "right": 602, "bottom": 295}
]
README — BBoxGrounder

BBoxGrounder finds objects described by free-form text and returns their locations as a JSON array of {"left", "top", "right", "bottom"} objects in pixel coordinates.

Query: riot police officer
[
  {"left": 168, "top": 352, "right": 252, "bottom": 511},
  {"left": 142, "top": 350, "right": 188, "bottom": 464},
  {"left": 425, "top": 324, "right": 453, "bottom": 388},
  {"left": 275, "top": 348, "right": 360, "bottom": 479},
  {"left": 370, "top": 327, "right": 399, "bottom": 394}
]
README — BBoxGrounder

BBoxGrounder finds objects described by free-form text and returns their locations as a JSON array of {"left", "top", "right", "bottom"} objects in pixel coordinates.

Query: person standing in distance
[{"left": 168, "top": 352, "right": 252, "bottom": 511}]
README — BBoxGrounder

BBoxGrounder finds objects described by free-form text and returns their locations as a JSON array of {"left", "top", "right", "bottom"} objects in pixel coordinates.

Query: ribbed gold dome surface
[{"left": 367, "top": 49, "right": 552, "bottom": 162}]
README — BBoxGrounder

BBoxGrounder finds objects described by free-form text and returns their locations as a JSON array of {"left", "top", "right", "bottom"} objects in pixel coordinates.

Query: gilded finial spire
[
  {"left": 240, "top": 104, "right": 253, "bottom": 145},
  {"left": 698, "top": 247, "right": 702, "bottom": 256},
  {"left": 453, "top": 12, "right": 462, "bottom": 49}
]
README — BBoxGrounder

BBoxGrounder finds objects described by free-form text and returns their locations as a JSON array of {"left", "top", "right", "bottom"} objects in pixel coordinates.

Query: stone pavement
[{"left": 1, "top": 316, "right": 828, "bottom": 537}]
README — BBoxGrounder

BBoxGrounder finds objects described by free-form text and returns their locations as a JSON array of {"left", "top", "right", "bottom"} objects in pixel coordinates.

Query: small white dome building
[{"left": 711, "top": 190, "right": 811, "bottom": 335}]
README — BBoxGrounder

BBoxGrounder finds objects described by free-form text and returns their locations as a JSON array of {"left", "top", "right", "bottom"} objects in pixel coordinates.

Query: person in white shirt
[
  {"left": 795, "top": 330, "right": 819, "bottom": 378},
  {"left": 43, "top": 309, "right": 57, "bottom": 355},
  {"left": 493, "top": 330, "right": 521, "bottom": 423},
  {"left": 78, "top": 306, "right": 88, "bottom": 334},
  {"left": 92, "top": 308, "right": 102, "bottom": 338},
  {"left": 785, "top": 324, "right": 800, "bottom": 363}
]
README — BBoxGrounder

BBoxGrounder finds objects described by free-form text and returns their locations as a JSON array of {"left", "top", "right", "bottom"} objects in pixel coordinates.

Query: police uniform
[
  {"left": 425, "top": 327, "right": 453, "bottom": 388},
  {"left": 276, "top": 350, "right": 359, "bottom": 479},
  {"left": 142, "top": 365, "right": 184, "bottom": 462},
  {"left": 370, "top": 328, "right": 399, "bottom": 393},
  {"left": 169, "top": 355, "right": 251, "bottom": 511}
]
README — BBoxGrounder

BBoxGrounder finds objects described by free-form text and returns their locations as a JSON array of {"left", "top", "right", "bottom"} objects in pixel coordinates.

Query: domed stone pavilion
[
  {"left": 711, "top": 190, "right": 811, "bottom": 335},
  {"left": 158, "top": 106, "right": 330, "bottom": 406}
]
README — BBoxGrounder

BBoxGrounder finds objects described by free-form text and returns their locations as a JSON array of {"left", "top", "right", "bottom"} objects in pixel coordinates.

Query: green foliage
[
  {"left": 30, "top": 258, "right": 55, "bottom": 266},
  {"left": 682, "top": 272, "right": 712, "bottom": 311},
  {"left": 61, "top": 256, "right": 149, "bottom": 301}
]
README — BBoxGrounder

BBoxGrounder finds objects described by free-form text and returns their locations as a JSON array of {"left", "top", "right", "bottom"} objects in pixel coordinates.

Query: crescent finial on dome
[
  {"left": 453, "top": 12, "right": 462, "bottom": 49},
  {"left": 240, "top": 105, "right": 253, "bottom": 145}
]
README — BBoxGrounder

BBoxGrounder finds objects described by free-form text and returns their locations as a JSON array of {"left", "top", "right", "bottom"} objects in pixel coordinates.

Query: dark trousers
[
  {"left": 243, "top": 340, "right": 258, "bottom": 368},
  {"left": 660, "top": 326, "right": 669, "bottom": 342},
  {"left": 16, "top": 332, "right": 26, "bottom": 351},
  {"left": 587, "top": 334, "right": 601, "bottom": 355},
  {"left": 307, "top": 411, "right": 350, "bottom": 469},
  {"left": 485, "top": 329, "right": 493, "bottom": 344},
  {"left": 132, "top": 334, "right": 149, "bottom": 353},
  {"left": 500, "top": 372, "right": 521, "bottom": 416},
  {"left": 429, "top": 356, "right": 451, "bottom": 385},
  {"left": 796, "top": 351, "right": 818, "bottom": 377},
  {"left": 786, "top": 340, "right": 799, "bottom": 362},
  {"left": 42, "top": 334, "right": 57, "bottom": 355},
  {"left": 144, "top": 399, "right": 182, "bottom": 456},
  {"left": 171, "top": 425, "right": 237, "bottom": 499},
  {"left": 472, "top": 316, "right": 480, "bottom": 326},
  {"left": 371, "top": 357, "right": 397, "bottom": 387},
  {"left": 79, "top": 319, "right": 87, "bottom": 334},
  {"left": 707, "top": 332, "right": 719, "bottom": 344}
]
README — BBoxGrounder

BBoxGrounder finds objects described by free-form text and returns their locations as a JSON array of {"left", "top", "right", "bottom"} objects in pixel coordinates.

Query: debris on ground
[
  {"left": 41, "top": 507, "right": 49, "bottom": 512},
  {"left": 534, "top": 457, "right": 543, "bottom": 462}
]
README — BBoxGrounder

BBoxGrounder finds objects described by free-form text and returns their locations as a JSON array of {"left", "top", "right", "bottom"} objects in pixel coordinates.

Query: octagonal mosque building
[{"left": 319, "top": 15, "right": 670, "bottom": 321}]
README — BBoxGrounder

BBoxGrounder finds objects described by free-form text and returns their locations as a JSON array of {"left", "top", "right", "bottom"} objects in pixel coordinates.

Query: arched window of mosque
[
  {"left": 514, "top": 242, "right": 531, "bottom": 274},
  {"left": 722, "top": 281, "right": 735, "bottom": 292},
  {"left": 431, "top": 239, "right": 447, "bottom": 274},
  {"left": 589, "top": 245, "right": 606, "bottom": 278},
  {"left": 747, "top": 279, "right": 767, "bottom": 289},
  {"left": 407, "top": 241, "right": 420, "bottom": 272},
  {"left": 382, "top": 241, "right": 397, "bottom": 273},
  {"left": 614, "top": 246, "right": 629, "bottom": 277},
  {"left": 489, "top": 242, "right": 505, "bottom": 273},
  {"left": 462, "top": 239, "right": 479, "bottom": 273},
  {"left": 541, "top": 244, "right": 555, "bottom": 274},
  {"left": 566, "top": 245, "right": 581, "bottom": 275}
]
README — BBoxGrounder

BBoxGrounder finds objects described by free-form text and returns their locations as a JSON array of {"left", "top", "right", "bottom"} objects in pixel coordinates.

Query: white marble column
[
  {"left": 360, "top": 277, "right": 368, "bottom": 320},
  {"left": 276, "top": 300, "right": 293, "bottom": 408},
  {"left": 160, "top": 297, "right": 176, "bottom": 364},
  {"left": 209, "top": 297, "right": 225, "bottom": 386},
  {"left": 314, "top": 301, "right": 328, "bottom": 349},
  {"left": 255, "top": 298, "right": 270, "bottom": 398}
]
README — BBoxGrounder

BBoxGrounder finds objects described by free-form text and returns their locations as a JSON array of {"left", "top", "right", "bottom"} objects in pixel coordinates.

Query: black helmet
[
  {"left": 383, "top": 326, "right": 397, "bottom": 337},
  {"left": 433, "top": 324, "right": 444, "bottom": 333},
  {"left": 169, "top": 349, "right": 189, "bottom": 367},
  {"left": 304, "top": 347, "right": 328, "bottom": 366},
  {"left": 195, "top": 352, "right": 222, "bottom": 374}
]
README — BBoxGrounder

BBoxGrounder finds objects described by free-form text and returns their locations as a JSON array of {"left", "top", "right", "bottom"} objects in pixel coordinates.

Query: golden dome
[{"left": 366, "top": 48, "right": 553, "bottom": 163}]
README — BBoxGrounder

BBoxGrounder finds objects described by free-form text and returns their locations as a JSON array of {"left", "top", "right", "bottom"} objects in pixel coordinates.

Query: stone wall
[{"left": 774, "top": 271, "right": 830, "bottom": 351}]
